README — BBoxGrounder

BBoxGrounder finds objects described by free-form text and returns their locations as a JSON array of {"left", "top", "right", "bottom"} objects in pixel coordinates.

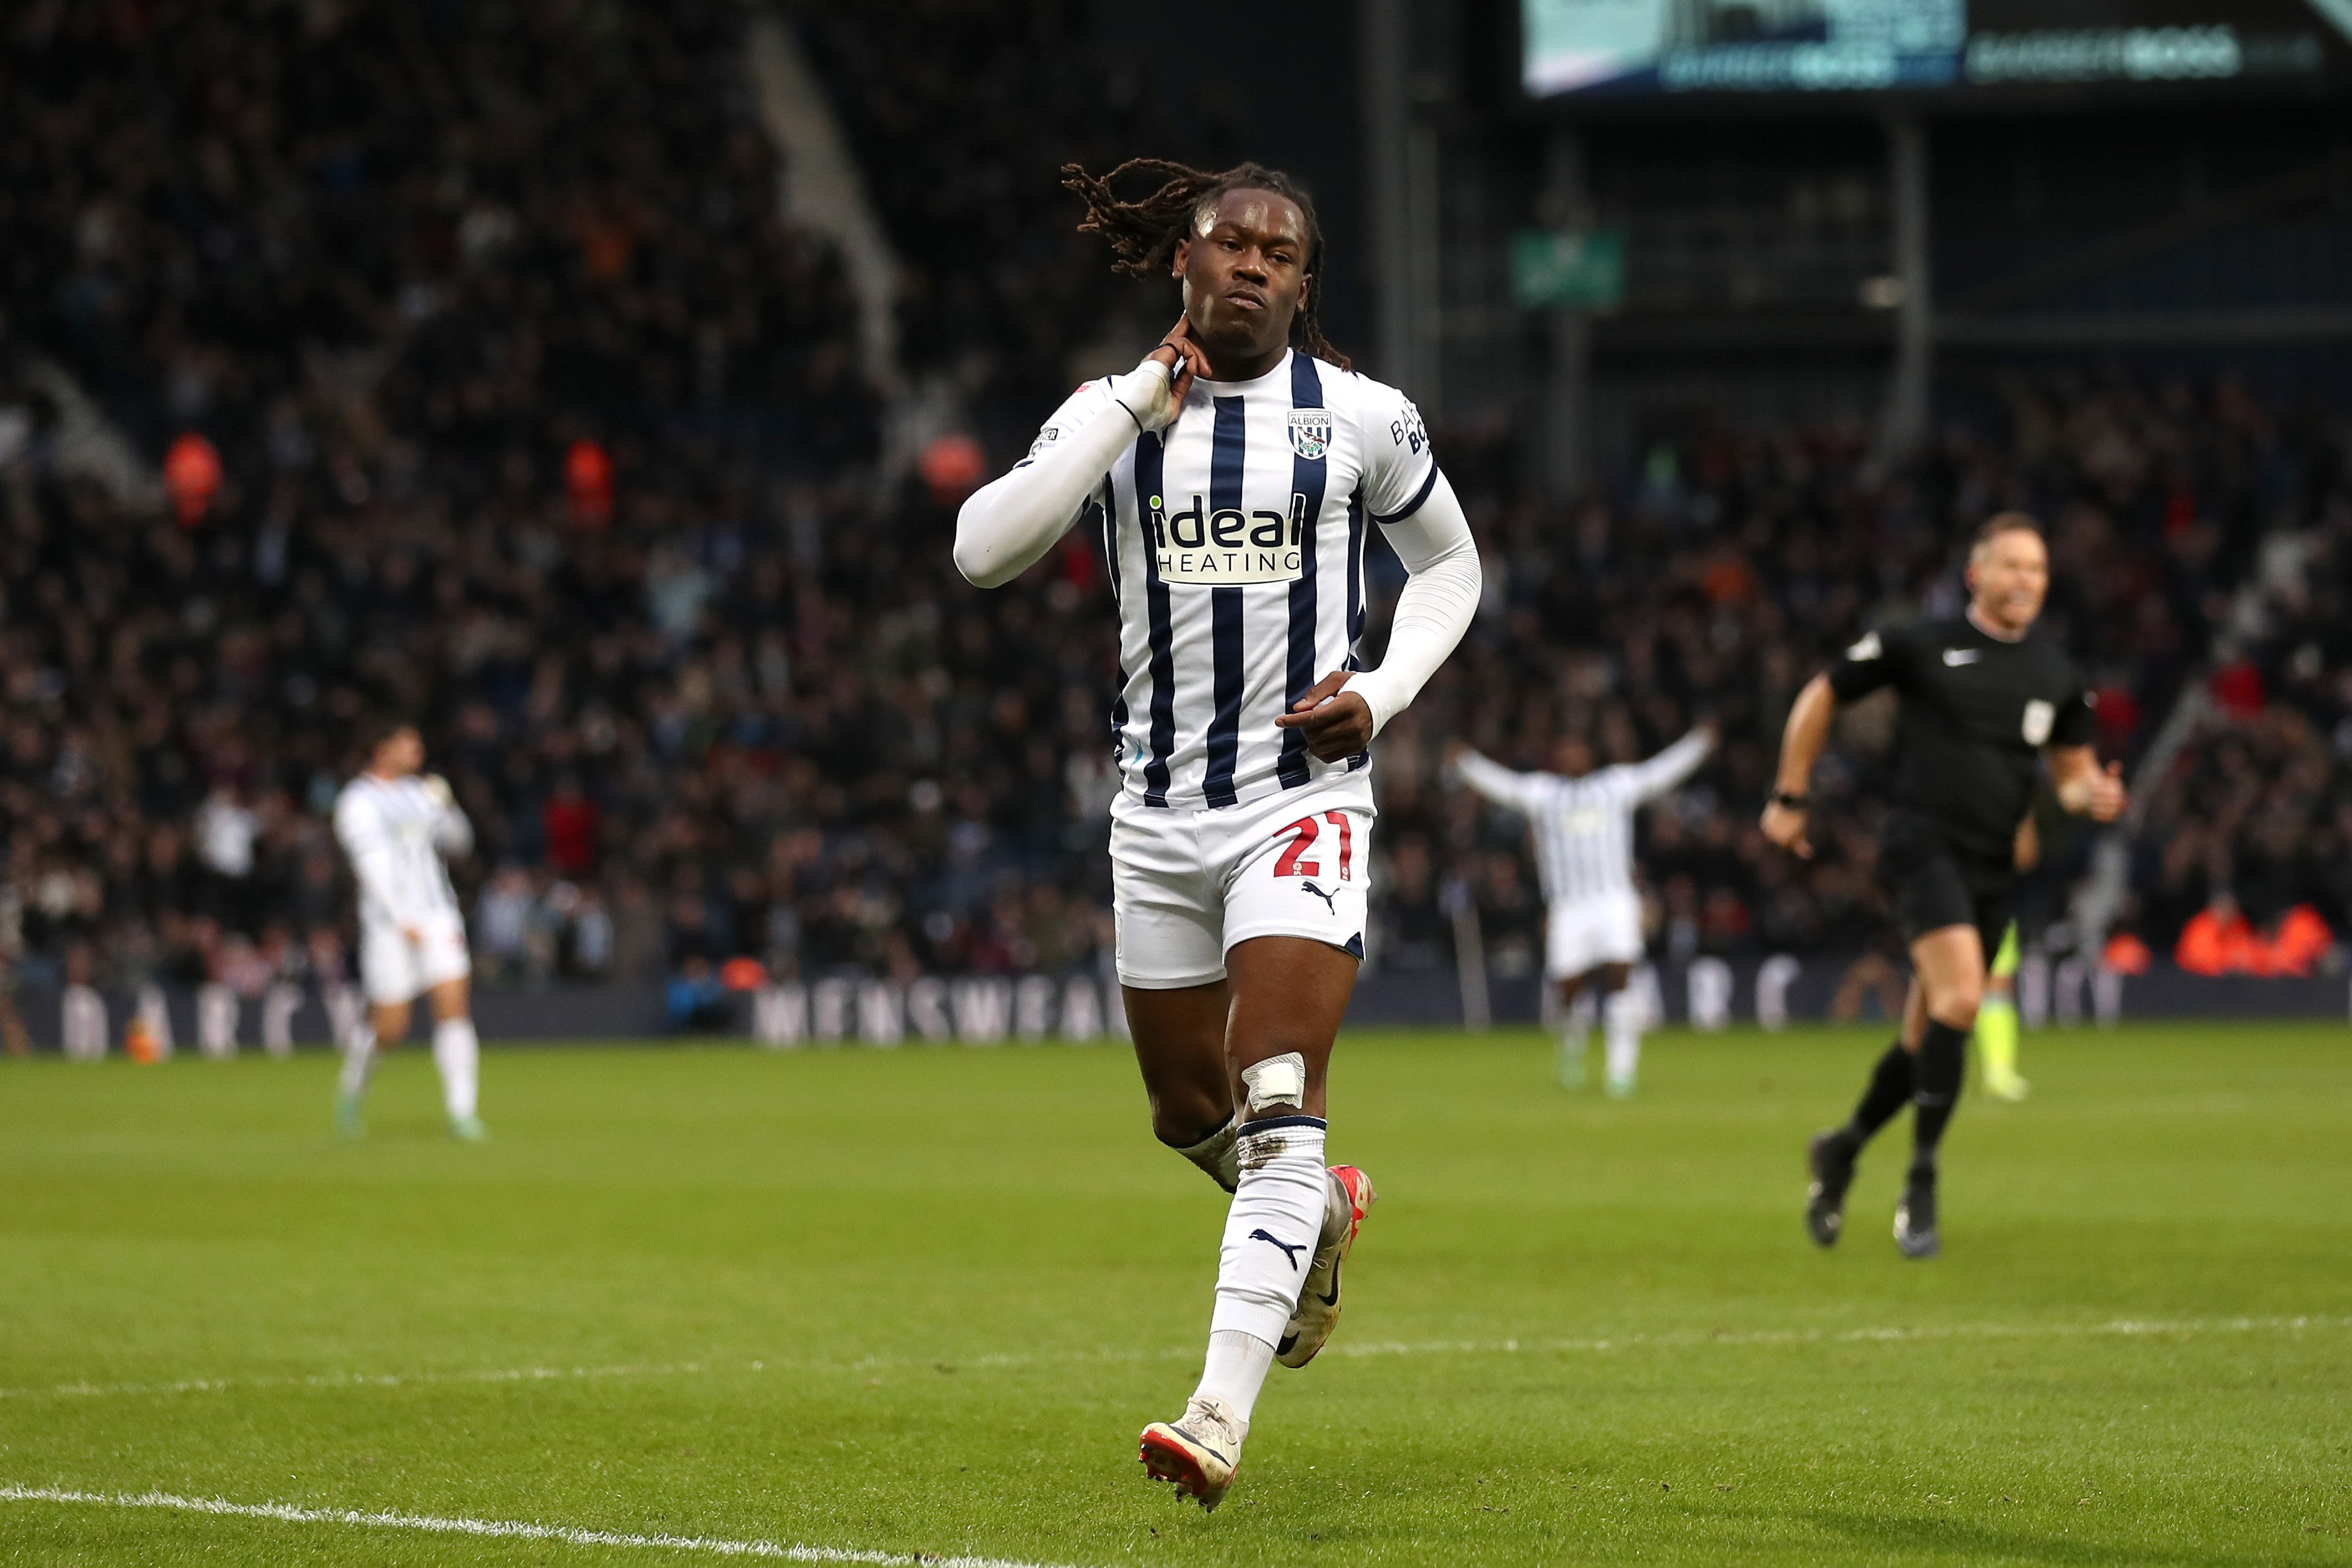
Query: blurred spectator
[
  {"left": 542, "top": 780, "right": 600, "bottom": 879},
  {"left": 611, "top": 879, "right": 668, "bottom": 983},
  {"left": 2175, "top": 892, "right": 2335, "bottom": 977},
  {"left": 665, "top": 956, "right": 730, "bottom": 1032},
  {"left": 475, "top": 869, "right": 535, "bottom": 982},
  {"left": 572, "top": 887, "right": 616, "bottom": 980}
]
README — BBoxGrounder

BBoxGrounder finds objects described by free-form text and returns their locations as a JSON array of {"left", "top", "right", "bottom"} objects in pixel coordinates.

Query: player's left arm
[
  {"left": 2048, "top": 745, "right": 2125, "bottom": 820},
  {"left": 1279, "top": 471, "right": 1479, "bottom": 762},
  {"left": 2046, "top": 689, "right": 2124, "bottom": 821},
  {"left": 1279, "top": 394, "right": 1480, "bottom": 762},
  {"left": 1622, "top": 722, "right": 1719, "bottom": 805}
]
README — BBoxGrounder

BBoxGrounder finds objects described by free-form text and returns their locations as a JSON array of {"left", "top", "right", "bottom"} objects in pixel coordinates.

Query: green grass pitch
[{"left": 2, "top": 1023, "right": 2346, "bottom": 1566}]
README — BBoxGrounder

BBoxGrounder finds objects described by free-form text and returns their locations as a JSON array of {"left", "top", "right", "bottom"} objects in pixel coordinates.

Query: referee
[{"left": 1762, "top": 514, "right": 2126, "bottom": 1258}]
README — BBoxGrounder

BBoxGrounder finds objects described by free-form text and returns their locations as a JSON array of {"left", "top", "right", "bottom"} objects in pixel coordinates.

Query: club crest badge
[
  {"left": 2021, "top": 699, "right": 2054, "bottom": 745},
  {"left": 1286, "top": 410, "right": 1332, "bottom": 462}
]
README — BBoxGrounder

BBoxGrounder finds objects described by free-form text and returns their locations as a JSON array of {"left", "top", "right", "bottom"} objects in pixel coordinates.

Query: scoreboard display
[{"left": 1520, "top": 0, "right": 2350, "bottom": 100}]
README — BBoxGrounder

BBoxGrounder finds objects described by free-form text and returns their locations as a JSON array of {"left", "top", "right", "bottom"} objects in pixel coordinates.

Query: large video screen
[{"left": 1521, "top": 0, "right": 2350, "bottom": 98}]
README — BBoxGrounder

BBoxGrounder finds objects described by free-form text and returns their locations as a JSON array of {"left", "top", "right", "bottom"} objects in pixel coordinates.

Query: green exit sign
[{"left": 1512, "top": 228, "right": 1625, "bottom": 310}]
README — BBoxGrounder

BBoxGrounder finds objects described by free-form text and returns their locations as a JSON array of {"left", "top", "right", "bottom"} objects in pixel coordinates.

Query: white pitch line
[
  {"left": 7, "top": 1314, "right": 2342, "bottom": 1404},
  {"left": 1, "top": 1360, "right": 726, "bottom": 1403},
  {"left": 1325, "top": 1312, "right": 2352, "bottom": 1360},
  {"left": 0, "top": 1485, "right": 1085, "bottom": 1568}
]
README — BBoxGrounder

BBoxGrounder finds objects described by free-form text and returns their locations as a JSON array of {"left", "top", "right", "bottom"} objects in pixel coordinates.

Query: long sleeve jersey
[{"left": 332, "top": 773, "right": 472, "bottom": 930}]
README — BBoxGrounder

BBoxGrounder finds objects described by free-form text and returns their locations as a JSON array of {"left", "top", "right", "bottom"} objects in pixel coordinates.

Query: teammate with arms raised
[
  {"left": 1447, "top": 723, "right": 1714, "bottom": 1096},
  {"left": 956, "top": 159, "right": 1480, "bottom": 1508},
  {"left": 1763, "top": 515, "right": 2123, "bottom": 1258},
  {"left": 332, "top": 720, "right": 487, "bottom": 1141}
]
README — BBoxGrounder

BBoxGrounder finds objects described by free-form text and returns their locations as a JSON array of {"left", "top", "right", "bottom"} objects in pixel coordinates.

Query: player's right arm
[
  {"left": 952, "top": 321, "right": 1208, "bottom": 589},
  {"left": 1445, "top": 744, "right": 1542, "bottom": 815},
  {"left": 333, "top": 788, "right": 425, "bottom": 940},
  {"left": 1762, "top": 624, "right": 1909, "bottom": 859}
]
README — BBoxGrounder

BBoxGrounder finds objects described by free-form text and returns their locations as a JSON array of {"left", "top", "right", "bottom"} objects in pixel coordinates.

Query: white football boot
[
  {"left": 1276, "top": 1165, "right": 1376, "bottom": 1369},
  {"left": 1139, "top": 1394, "right": 1244, "bottom": 1510}
]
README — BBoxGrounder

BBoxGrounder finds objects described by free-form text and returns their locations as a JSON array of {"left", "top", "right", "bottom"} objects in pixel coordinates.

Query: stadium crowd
[
  {"left": 1411, "top": 379, "right": 2352, "bottom": 982},
  {"left": 4, "top": 1, "right": 2350, "bottom": 1021}
]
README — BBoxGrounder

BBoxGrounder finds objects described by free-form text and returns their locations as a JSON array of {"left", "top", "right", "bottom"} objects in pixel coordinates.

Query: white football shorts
[
  {"left": 359, "top": 910, "right": 473, "bottom": 1006},
  {"left": 1111, "top": 782, "right": 1374, "bottom": 990},
  {"left": 1544, "top": 889, "right": 1645, "bottom": 979}
]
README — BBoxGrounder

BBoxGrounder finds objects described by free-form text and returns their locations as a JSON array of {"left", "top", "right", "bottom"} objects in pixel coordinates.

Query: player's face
[
  {"left": 1967, "top": 528, "right": 2048, "bottom": 635},
  {"left": 1172, "top": 189, "right": 1310, "bottom": 367},
  {"left": 1551, "top": 736, "right": 1594, "bottom": 778},
  {"left": 374, "top": 727, "right": 425, "bottom": 777}
]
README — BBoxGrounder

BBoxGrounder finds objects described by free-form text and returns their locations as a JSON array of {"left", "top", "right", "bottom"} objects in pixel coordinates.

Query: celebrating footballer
[{"left": 954, "top": 157, "right": 1480, "bottom": 1508}]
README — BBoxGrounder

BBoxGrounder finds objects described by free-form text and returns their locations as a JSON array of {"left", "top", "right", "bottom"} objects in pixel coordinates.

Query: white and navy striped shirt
[
  {"left": 333, "top": 774, "right": 471, "bottom": 930},
  {"left": 1025, "top": 350, "right": 1437, "bottom": 811},
  {"left": 1455, "top": 729, "right": 1715, "bottom": 904}
]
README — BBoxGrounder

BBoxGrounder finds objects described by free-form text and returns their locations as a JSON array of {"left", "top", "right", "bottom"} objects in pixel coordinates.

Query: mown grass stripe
[{"left": 9, "top": 1314, "right": 2341, "bottom": 1402}]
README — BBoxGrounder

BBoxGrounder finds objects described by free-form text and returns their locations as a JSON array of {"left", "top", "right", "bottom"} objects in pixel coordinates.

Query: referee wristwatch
[{"left": 1770, "top": 789, "right": 1811, "bottom": 810}]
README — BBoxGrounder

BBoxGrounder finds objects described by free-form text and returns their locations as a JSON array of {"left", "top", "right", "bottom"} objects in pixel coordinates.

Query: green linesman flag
[{"left": 1512, "top": 228, "right": 1625, "bottom": 310}]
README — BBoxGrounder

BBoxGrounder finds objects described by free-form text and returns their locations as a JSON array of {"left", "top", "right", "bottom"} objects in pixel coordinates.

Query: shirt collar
[
  {"left": 1964, "top": 605, "right": 2028, "bottom": 645},
  {"left": 1194, "top": 348, "right": 1294, "bottom": 395}
]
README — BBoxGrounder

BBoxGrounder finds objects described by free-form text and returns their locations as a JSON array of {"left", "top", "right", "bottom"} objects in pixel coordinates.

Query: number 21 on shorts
[{"left": 1272, "top": 812, "right": 1353, "bottom": 881}]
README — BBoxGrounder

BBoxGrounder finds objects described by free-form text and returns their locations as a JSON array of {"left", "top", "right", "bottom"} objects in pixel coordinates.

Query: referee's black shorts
[{"left": 1875, "top": 817, "right": 2015, "bottom": 963}]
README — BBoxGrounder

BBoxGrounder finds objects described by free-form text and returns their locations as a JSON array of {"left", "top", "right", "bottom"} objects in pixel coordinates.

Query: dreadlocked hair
[{"left": 1060, "top": 157, "right": 1351, "bottom": 372}]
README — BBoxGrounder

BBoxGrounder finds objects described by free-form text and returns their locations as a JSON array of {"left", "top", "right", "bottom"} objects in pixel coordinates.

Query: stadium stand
[
  {"left": 2, "top": 3, "right": 2349, "bottom": 1039},
  {"left": 1409, "top": 378, "right": 2352, "bottom": 982}
]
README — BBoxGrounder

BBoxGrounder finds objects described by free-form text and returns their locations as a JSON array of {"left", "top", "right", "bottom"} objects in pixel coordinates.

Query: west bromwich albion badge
[{"left": 1286, "top": 410, "right": 1332, "bottom": 461}]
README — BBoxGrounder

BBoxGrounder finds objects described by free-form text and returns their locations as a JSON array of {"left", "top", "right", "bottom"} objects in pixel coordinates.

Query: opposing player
[
  {"left": 1446, "top": 724, "right": 1715, "bottom": 1096},
  {"left": 332, "top": 720, "right": 487, "bottom": 1141},
  {"left": 1763, "top": 515, "right": 2123, "bottom": 1258},
  {"left": 955, "top": 159, "right": 1480, "bottom": 1508}
]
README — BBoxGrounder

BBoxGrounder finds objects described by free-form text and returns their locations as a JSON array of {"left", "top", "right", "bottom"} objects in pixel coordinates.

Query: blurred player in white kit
[
  {"left": 332, "top": 719, "right": 486, "bottom": 1140},
  {"left": 1447, "top": 724, "right": 1714, "bottom": 1096}
]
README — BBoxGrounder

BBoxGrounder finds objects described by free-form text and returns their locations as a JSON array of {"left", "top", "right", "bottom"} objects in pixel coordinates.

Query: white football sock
[
  {"left": 1190, "top": 1329, "right": 1276, "bottom": 1430},
  {"left": 1172, "top": 1114, "right": 1239, "bottom": 1193},
  {"left": 338, "top": 1022, "right": 378, "bottom": 1099},
  {"left": 1206, "top": 1116, "right": 1328, "bottom": 1359},
  {"left": 1558, "top": 991, "right": 1593, "bottom": 1086},
  {"left": 432, "top": 1017, "right": 479, "bottom": 1119},
  {"left": 1564, "top": 989, "right": 1597, "bottom": 1043},
  {"left": 1603, "top": 989, "right": 1643, "bottom": 1094}
]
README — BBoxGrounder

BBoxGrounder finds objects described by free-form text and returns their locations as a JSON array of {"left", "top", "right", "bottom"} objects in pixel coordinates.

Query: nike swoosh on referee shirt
[{"left": 1942, "top": 648, "right": 1981, "bottom": 666}]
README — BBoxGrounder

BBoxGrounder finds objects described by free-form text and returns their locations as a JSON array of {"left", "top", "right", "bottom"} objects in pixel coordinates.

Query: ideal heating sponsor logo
[{"left": 1147, "top": 492, "right": 1311, "bottom": 585}]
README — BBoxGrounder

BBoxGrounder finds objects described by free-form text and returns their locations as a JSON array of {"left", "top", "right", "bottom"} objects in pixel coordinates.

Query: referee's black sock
[
  {"left": 1908, "top": 1019, "right": 1969, "bottom": 1180},
  {"left": 1843, "top": 1040, "right": 1914, "bottom": 1146}
]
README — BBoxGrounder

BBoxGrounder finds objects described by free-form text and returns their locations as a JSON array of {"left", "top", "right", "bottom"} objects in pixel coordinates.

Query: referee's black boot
[
  {"left": 1804, "top": 1128, "right": 1859, "bottom": 1248},
  {"left": 1893, "top": 1162, "right": 1939, "bottom": 1260}
]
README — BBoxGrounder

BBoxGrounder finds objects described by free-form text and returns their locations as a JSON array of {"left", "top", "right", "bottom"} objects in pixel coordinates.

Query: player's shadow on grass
[{"left": 1790, "top": 1506, "right": 2322, "bottom": 1567}]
